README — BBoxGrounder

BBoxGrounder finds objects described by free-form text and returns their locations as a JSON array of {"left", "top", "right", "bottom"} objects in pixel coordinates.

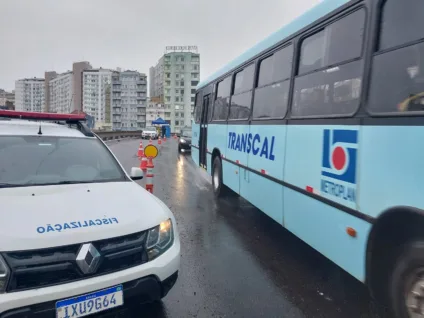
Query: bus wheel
[
  {"left": 389, "top": 241, "right": 424, "bottom": 317},
  {"left": 212, "top": 156, "right": 232, "bottom": 198}
]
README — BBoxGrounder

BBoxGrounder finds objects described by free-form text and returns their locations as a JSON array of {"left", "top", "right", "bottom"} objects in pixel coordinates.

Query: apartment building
[
  {"left": 82, "top": 68, "right": 114, "bottom": 129},
  {"left": 49, "top": 72, "right": 73, "bottom": 113},
  {"left": 112, "top": 70, "right": 147, "bottom": 131},
  {"left": 149, "top": 46, "right": 200, "bottom": 132},
  {"left": 14, "top": 78, "right": 45, "bottom": 112},
  {"left": 146, "top": 98, "right": 168, "bottom": 127}
]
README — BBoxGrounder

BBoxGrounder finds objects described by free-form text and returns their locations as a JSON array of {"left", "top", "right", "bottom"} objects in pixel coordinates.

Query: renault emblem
[{"left": 76, "top": 243, "right": 101, "bottom": 274}]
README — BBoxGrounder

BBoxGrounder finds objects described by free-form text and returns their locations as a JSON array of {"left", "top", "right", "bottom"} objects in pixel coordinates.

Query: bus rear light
[
  {"left": 306, "top": 186, "right": 314, "bottom": 193},
  {"left": 260, "top": 169, "right": 266, "bottom": 174},
  {"left": 236, "top": 160, "right": 240, "bottom": 164}
]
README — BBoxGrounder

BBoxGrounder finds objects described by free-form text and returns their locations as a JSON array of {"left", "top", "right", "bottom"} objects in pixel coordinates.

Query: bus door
[{"left": 199, "top": 94, "right": 210, "bottom": 169}]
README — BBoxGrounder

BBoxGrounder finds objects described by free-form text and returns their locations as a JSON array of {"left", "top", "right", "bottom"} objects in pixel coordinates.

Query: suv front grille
[{"left": 3, "top": 231, "right": 148, "bottom": 292}]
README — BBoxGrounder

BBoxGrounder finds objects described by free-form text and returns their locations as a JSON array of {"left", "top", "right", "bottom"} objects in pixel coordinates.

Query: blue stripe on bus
[{"left": 197, "top": 0, "right": 350, "bottom": 90}]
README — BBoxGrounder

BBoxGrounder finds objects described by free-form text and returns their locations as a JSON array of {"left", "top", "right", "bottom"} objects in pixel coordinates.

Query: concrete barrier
[{"left": 94, "top": 130, "right": 141, "bottom": 141}]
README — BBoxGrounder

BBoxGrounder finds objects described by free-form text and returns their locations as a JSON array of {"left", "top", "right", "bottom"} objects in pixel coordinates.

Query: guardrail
[
  {"left": 94, "top": 130, "right": 142, "bottom": 141},
  {"left": 94, "top": 130, "right": 181, "bottom": 141}
]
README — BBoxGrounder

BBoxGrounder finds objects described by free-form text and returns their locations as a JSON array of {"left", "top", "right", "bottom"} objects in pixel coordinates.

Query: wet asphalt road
[{"left": 106, "top": 138, "right": 387, "bottom": 318}]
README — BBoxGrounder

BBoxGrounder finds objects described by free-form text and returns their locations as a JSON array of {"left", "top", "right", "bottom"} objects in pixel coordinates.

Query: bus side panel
[
  {"left": 284, "top": 188, "right": 371, "bottom": 281},
  {"left": 358, "top": 126, "right": 424, "bottom": 218},
  {"left": 222, "top": 160, "right": 240, "bottom": 193},
  {"left": 243, "top": 125, "right": 286, "bottom": 225},
  {"left": 284, "top": 125, "right": 368, "bottom": 281},
  {"left": 207, "top": 123, "right": 228, "bottom": 160},
  {"left": 191, "top": 123, "right": 200, "bottom": 167}
]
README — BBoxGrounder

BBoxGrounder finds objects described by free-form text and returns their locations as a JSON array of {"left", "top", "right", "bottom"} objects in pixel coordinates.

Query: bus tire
[
  {"left": 212, "top": 156, "right": 232, "bottom": 198},
  {"left": 389, "top": 241, "right": 424, "bottom": 318}
]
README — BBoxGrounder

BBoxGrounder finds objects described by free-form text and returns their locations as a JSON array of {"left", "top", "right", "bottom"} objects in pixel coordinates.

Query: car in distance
[
  {"left": 178, "top": 127, "right": 192, "bottom": 153},
  {"left": 141, "top": 126, "right": 158, "bottom": 139},
  {"left": 0, "top": 110, "right": 180, "bottom": 317}
]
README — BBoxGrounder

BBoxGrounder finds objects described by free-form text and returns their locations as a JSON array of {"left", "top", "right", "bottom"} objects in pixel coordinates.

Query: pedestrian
[{"left": 161, "top": 125, "right": 166, "bottom": 138}]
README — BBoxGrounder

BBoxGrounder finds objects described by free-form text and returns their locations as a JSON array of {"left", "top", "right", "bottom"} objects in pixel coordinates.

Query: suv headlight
[
  {"left": 0, "top": 255, "right": 10, "bottom": 293},
  {"left": 146, "top": 219, "right": 173, "bottom": 260},
  {"left": 180, "top": 138, "right": 186, "bottom": 143}
]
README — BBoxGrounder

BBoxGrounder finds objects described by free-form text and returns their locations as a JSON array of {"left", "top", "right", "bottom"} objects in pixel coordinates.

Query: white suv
[
  {"left": 141, "top": 127, "right": 158, "bottom": 140},
  {"left": 0, "top": 111, "right": 180, "bottom": 317}
]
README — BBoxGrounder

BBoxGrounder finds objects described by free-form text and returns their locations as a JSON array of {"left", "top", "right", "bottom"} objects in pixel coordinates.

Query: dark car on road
[{"left": 178, "top": 128, "right": 192, "bottom": 153}]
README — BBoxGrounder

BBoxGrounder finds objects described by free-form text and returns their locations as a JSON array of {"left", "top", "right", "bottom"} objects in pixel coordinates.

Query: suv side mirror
[{"left": 130, "top": 167, "right": 144, "bottom": 180}]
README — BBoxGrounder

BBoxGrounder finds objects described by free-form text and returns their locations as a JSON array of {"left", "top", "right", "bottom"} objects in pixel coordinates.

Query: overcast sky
[{"left": 0, "top": 0, "right": 320, "bottom": 92}]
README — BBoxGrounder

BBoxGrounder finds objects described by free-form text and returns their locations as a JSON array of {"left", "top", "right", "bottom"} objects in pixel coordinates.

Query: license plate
[{"left": 56, "top": 285, "right": 123, "bottom": 318}]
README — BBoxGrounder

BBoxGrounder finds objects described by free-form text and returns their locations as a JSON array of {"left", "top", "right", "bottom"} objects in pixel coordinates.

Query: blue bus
[{"left": 191, "top": 0, "right": 424, "bottom": 316}]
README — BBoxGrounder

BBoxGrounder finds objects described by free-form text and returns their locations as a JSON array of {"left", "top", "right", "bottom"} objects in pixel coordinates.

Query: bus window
[
  {"left": 212, "top": 76, "right": 231, "bottom": 121},
  {"left": 194, "top": 93, "right": 202, "bottom": 123},
  {"left": 368, "top": 0, "right": 424, "bottom": 114},
  {"left": 253, "top": 45, "right": 293, "bottom": 119},
  {"left": 292, "top": 9, "right": 365, "bottom": 117},
  {"left": 379, "top": 0, "right": 424, "bottom": 51},
  {"left": 228, "top": 64, "right": 254, "bottom": 120}
]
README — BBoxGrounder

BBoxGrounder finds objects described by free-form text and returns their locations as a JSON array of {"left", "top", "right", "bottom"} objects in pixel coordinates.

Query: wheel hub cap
[{"left": 407, "top": 273, "right": 424, "bottom": 317}]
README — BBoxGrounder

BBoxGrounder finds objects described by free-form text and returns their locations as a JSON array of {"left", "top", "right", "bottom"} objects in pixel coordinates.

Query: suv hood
[{"left": 0, "top": 182, "right": 171, "bottom": 251}]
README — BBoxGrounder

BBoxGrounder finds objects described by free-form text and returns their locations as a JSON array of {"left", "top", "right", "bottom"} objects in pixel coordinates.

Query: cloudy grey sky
[{"left": 0, "top": 0, "right": 320, "bottom": 92}]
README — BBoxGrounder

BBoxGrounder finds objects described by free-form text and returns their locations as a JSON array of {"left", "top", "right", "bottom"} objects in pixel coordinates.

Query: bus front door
[{"left": 199, "top": 94, "right": 210, "bottom": 169}]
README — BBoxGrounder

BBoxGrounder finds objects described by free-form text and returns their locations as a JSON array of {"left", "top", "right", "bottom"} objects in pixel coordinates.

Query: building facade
[
  {"left": 82, "top": 69, "right": 114, "bottom": 130},
  {"left": 112, "top": 70, "right": 147, "bottom": 131},
  {"left": 49, "top": 72, "right": 73, "bottom": 114},
  {"left": 146, "top": 98, "right": 169, "bottom": 127},
  {"left": 149, "top": 47, "right": 200, "bottom": 132},
  {"left": 72, "top": 61, "right": 92, "bottom": 113},
  {"left": 14, "top": 78, "right": 45, "bottom": 112}
]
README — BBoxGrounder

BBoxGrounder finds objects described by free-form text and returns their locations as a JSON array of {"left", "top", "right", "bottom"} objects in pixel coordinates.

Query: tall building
[
  {"left": 44, "top": 71, "right": 57, "bottom": 112},
  {"left": 149, "top": 46, "right": 200, "bottom": 132},
  {"left": 72, "top": 61, "right": 92, "bottom": 112},
  {"left": 112, "top": 70, "right": 147, "bottom": 131},
  {"left": 0, "top": 89, "right": 6, "bottom": 107},
  {"left": 14, "top": 78, "right": 45, "bottom": 112},
  {"left": 146, "top": 98, "right": 168, "bottom": 127},
  {"left": 82, "top": 68, "right": 114, "bottom": 129},
  {"left": 49, "top": 72, "right": 73, "bottom": 113}
]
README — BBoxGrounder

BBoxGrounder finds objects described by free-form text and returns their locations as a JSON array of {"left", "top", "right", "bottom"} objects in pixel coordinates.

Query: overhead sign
[{"left": 144, "top": 144, "right": 158, "bottom": 159}]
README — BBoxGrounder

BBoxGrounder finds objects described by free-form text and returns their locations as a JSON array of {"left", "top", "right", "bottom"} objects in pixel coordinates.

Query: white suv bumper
[{"left": 0, "top": 241, "right": 179, "bottom": 316}]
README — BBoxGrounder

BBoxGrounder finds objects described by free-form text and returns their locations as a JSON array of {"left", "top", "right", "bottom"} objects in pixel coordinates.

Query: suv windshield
[
  {"left": 145, "top": 127, "right": 156, "bottom": 132},
  {"left": 0, "top": 136, "right": 127, "bottom": 188},
  {"left": 181, "top": 130, "right": 192, "bottom": 138}
]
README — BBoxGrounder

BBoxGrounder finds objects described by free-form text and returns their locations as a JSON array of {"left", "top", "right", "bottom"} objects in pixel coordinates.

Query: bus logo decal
[
  {"left": 321, "top": 129, "right": 358, "bottom": 202},
  {"left": 228, "top": 132, "right": 276, "bottom": 161}
]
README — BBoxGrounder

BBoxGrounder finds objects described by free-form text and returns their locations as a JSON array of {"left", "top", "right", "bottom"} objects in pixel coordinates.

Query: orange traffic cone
[
  {"left": 149, "top": 138, "right": 152, "bottom": 145},
  {"left": 140, "top": 156, "right": 148, "bottom": 172},
  {"left": 145, "top": 159, "right": 154, "bottom": 193},
  {"left": 163, "top": 135, "right": 167, "bottom": 142},
  {"left": 158, "top": 136, "right": 162, "bottom": 145},
  {"left": 137, "top": 141, "right": 144, "bottom": 157}
]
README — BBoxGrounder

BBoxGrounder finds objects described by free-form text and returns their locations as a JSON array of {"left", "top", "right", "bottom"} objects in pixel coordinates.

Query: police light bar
[{"left": 0, "top": 110, "right": 86, "bottom": 122}]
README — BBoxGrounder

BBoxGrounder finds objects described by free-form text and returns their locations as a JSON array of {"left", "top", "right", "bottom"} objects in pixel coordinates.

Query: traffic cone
[
  {"left": 140, "top": 156, "right": 148, "bottom": 172},
  {"left": 137, "top": 141, "right": 144, "bottom": 157},
  {"left": 149, "top": 138, "right": 152, "bottom": 145},
  {"left": 163, "top": 135, "right": 167, "bottom": 142},
  {"left": 145, "top": 158, "right": 154, "bottom": 193},
  {"left": 158, "top": 136, "right": 162, "bottom": 146}
]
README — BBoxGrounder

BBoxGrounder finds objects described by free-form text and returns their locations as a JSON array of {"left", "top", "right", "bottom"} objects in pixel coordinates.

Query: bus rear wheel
[
  {"left": 212, "top": 156, "right": 233, "bottom": 198},
  {"left": 389, "top": 241, "right": 424, "bottom": 318}
]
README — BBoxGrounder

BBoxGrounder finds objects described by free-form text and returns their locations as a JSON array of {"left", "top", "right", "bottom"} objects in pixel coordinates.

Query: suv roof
[
  {"left": 0, "top": 111, "right": 94, "bottom": 138},
  {"left": 0, "top": 120, "right": 90, "bottom": 138}
]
